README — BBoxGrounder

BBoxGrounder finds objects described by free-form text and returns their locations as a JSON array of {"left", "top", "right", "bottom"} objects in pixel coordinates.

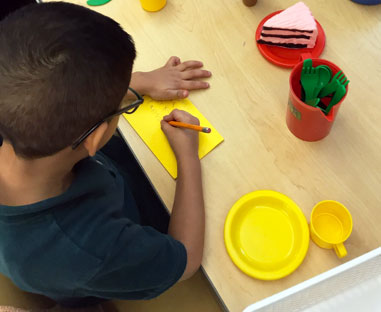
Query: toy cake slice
[{"left": 258, "top": 2, "right": 318, "bottom": 49}]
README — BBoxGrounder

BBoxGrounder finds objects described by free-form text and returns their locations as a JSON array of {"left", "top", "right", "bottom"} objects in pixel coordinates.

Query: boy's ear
[{"left": 83, "top": 122, "right": 108, "bottom": 157}]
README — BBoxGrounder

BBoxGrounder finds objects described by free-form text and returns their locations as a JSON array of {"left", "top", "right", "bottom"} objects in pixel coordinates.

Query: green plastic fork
[
  {"left": 300, "top": 59, "right": 320, "bottom": 106},
  {"left": 322, "top": 83, "right": 347, "bottom": 115},
  {"left": 319, "top": 71, "right": 349, "bottom": 98},
  {"left": 319, "top": 71, "right": 349, "bottom": 115}
]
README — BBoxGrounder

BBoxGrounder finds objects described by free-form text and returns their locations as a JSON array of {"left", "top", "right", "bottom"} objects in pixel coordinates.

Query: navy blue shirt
[{"left": 0, "top": 152, "right": 186, "bottom": 301}]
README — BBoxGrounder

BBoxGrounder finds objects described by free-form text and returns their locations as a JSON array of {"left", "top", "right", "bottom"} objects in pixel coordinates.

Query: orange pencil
[{"left": 168, "top": 121, "right": 211, "bottom": 133}]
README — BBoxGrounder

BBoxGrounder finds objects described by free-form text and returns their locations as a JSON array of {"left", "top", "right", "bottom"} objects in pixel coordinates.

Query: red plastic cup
[{"left": 287, "top": 58, "right": 348, "bottom": 141}]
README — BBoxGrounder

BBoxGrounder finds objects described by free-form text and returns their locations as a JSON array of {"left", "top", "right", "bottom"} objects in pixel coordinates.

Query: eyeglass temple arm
[{"left": 128, "top": 87, "right": 143, "bottom": 100}]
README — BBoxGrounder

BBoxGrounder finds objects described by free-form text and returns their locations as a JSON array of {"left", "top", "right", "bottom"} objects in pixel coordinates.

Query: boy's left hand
[{"left": 130, "top": 56, "right": 212, "bottom": 100}]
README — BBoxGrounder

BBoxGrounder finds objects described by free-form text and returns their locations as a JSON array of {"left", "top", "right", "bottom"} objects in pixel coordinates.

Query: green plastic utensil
[
  {"left": 87, "top": 0, "right": 112, "bottom": 6},
  {"left": 300, "top": 59, "right": 320, "bottom": 106},
  {"left": 312, "top": 66, "right": 331, "bottom": 99},
  {"left": 315, "top": 65, "right": 332, "bottom": 77},
  {"left": 303, "top": 58, "right": 313, "bottom": 70},
  {"left": 300, "top": 64, "right": 330, "bottom": 104},
  {"left": 323, "top": 81, "right": 348, "bottom": 115},
  {"left": 319, "top": 71, "right": 348, "bottom": 98},
  {"left": 300, "top": 59, "right": 312, "bottom": 101}
]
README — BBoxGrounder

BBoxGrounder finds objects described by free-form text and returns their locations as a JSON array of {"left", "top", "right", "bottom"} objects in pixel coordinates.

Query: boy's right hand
[{"left": 161, "top": 109, "right": 199, "bottom": 161}]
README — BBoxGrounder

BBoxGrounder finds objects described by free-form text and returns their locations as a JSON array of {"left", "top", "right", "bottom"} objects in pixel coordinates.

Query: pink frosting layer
[
  {"left": 259, "top": 35, "right": 315, "bottom": 48},
  {"left": 263, "top": 2, "right": 317, "bottom": 31},
  {"left": 261, "top": 29, "right": 317, "bottom": 42},
  {"left": 260, "top": 2, "right": 318, "bottom": 48}
]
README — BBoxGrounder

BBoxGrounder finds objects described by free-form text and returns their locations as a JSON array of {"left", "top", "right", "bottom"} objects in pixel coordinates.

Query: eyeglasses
[{"left": 72, "top": 87, "right": 144, "bottom": 149}]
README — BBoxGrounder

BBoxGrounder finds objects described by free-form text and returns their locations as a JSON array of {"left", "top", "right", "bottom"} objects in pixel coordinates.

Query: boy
[{"left": 0, "top": 2, "right": 211, "bottom": 308}]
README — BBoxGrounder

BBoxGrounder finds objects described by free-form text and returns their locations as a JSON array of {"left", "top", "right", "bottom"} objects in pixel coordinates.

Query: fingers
[
  {"left": 160, "top": 119, "right": 173, "bottom": 135},
  {"left": 160, "top": 89, "right": 189, "bottom": 100},
  {"left": 180, "top": 69, "right": 212, "bottom": 80},
  {"left": 178, "top": 80, "right": 210, "bottom": 90},
  {"left": 163, "top": 109, "right": 200, "bottom": 125},
  {"left": 176, "top": 60, "right": 204, "bottom": 71},
  {"left": 165, "top": 56, "right": 181, "bottom": 67},
  {"left": 156, "top": 58, "right": 211, "bottom": 100},
  {"left": 163, "top": 109, "right": 184, "bottom": 122}
]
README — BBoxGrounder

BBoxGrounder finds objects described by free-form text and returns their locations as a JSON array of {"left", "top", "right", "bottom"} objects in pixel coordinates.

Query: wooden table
[{"left": 62, "top": 0, "right": 381, "bottom": 310}]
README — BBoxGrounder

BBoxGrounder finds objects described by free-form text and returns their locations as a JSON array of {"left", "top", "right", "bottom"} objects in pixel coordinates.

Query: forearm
[{"left": 168, "top": 156, "right": 205, "bottom": 278}]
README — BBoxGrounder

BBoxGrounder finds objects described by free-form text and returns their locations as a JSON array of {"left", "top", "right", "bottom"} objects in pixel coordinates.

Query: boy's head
[{"left": 0, "top": 2, "right": 136, "bottom": 158}]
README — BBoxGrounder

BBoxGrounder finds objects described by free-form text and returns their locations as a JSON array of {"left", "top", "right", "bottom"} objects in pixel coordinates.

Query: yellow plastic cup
[
  {"left": 139, "top": 0, "right": 166, "bottom": 12},
  {"left": 310, "top": 200, "right": 353, "bottom": 258}
]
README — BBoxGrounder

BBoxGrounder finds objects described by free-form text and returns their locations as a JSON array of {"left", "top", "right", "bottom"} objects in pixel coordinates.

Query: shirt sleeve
[{"left": 79, "top": 221, "right": 187, "bottom": 300}]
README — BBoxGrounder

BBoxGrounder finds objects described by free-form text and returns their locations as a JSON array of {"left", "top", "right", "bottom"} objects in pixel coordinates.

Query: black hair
[
  {"left": 0, "top": 0, "right": 38, "bottom": 21},
  {"left": 0, "top": 2, "right": 136, "bottom": 157}
]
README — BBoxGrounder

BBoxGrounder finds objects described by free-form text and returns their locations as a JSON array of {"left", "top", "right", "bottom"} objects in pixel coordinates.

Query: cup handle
[
  {"left": 334, "top": 243, "right": 347, "bottom": 258},
  {"left": 300, "top": 53, "right": 312, "bottom": 61}
]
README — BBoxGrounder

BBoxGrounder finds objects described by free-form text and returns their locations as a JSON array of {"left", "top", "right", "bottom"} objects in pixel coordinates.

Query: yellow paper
[{"left": 123, "top": 96, "right": 224, "bottom": 179}]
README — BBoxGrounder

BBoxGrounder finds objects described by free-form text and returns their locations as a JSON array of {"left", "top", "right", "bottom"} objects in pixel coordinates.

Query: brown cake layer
[
  {"left": 261, "top": 34, "right": 311, "bottom": 39},
  {"left": 257, "top": 39, "right": 307, "bottom": 49}
]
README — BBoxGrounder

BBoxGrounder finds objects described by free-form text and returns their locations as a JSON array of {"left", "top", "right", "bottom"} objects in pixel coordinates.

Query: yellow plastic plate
[{"left": 224, "top": 190, "right": 309, "bottom": 280}]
